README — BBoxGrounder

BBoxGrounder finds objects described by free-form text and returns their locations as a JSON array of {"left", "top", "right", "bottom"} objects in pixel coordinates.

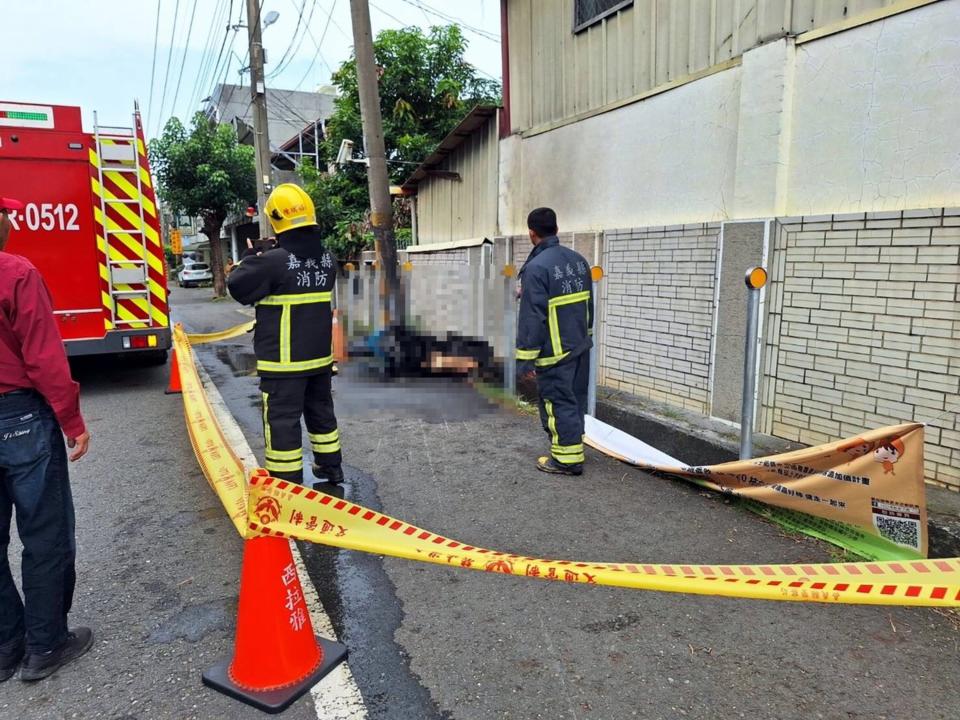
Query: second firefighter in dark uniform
[
  {"left": 516, "top": 207, "right": 594, "bottom": 476},
  {"left": 227, "top": 183, "right": 344, "bottom": 484}
]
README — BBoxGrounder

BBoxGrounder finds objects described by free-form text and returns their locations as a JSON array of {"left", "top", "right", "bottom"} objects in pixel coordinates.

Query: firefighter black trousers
[
  {"left": 260, "top": 373, "right": 341, "bottom": 482},
  {"left": 536, "top": 353, "right": 589, "bottom": 466}
]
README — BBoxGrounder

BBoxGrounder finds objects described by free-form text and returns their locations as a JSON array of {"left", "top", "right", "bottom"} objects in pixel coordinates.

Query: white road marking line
[{"left": 196, "top": 360, "right": 368, "bottom": 719}]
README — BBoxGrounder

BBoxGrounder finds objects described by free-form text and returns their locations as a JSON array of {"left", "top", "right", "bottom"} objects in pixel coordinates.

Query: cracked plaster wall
[
  {"left": 503, "top": 67, "right": 742, "bottom": 235},
  {"left": 786, "top": 0, "right": 960, "bottom": 216}
]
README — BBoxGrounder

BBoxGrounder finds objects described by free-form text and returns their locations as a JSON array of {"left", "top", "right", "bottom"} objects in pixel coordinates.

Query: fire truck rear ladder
[{"left": 94, "top": 111, "right": 153, "bottom": 328}]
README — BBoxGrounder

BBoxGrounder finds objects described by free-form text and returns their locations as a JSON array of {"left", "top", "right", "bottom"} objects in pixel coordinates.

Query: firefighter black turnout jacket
[
  {"left": 516, "top": 236, "right": 594, "bottom": 368},
  {"left": 227, "top": 226, "right": 336, "bottom": 377}
]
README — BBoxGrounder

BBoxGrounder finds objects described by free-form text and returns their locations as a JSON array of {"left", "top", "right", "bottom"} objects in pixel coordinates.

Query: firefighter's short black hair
[{"left": 527, "top": 207, "right": 558, "bottom": 238}]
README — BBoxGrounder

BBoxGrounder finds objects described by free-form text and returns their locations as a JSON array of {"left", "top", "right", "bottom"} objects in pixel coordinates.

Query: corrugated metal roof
[{"left": 401, "top": 104, "right": 500, "bottom": 191}]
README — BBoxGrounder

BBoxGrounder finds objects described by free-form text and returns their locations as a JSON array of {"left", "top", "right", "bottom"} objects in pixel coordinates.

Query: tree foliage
[
  {"left": 302, "top": 25, "right": 500, "bottom": 259},
  {"left": 149, "top": 113, "right": 256, "bottom": 295}
]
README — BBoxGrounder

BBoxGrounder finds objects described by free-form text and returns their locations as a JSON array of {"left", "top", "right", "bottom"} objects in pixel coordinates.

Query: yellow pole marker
[
  {"left": 590, "top": 265, "right": 604, "bottom": 281},
  {"left": 502, "top": 264, "right": 516, "bottom": 278},
  {"left": 402, "top": 261, "right": 413, "bottom": 272},
  {"left": 746, "top": 266, "right": 768, "bottom": 289}
]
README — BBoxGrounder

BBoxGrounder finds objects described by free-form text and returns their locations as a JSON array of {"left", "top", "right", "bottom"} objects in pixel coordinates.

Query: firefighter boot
[
  {"left": 0, "top": 638, "right": 24, "bottom": 683},
  {"left": 536, "top": 456, "right": 583, "bottom": 476},
  {"left": 312, "top": 463, "right": 344, "bottom": 484},
  {"left": 20, "top": 627, "right": 94, "bottom": 682}
]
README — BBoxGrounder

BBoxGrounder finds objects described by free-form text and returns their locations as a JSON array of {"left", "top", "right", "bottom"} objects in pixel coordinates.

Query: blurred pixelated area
[
  {"left": 338, "top": 258, "right": 513, "bottom": 383},
  {"left": 348, "top": 325, "right": 503, "bottom": 383}
]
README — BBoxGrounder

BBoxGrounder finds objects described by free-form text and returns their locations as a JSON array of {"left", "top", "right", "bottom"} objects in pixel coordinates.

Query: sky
[{"left": 4, "top": 0, "right": 502, "bottom": 141}]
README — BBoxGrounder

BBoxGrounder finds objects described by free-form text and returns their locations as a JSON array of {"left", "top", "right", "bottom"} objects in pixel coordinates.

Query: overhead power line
[
  {"left": 369, "top": 0, "right": 412, "bottom": 28},
  {"left": 399, "top": 0, "right": 500, "bottom": 42},
  {"left": 146, "top": 0, "right": 163, "bottom": 135},
  {"left": 203, "top": 14, "right": 238, "bottom": 108},
  {"left": 169, "top": 0, "right": 200, "bottom": 123},
  {"left": 155, "top": 0, "right": 183, "bottom": 137},
  {"left": 266, "top": 0, "right": 317, "bottom": 80},
  {"left": 186, "top": 0, "right": 230, "bottom": 114},
  {"left": 293, "top": 0, "right": 338, "bottom": 91}
]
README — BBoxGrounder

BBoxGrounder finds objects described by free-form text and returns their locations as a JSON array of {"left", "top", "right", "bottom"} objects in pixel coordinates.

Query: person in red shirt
[{"left": 0, "top": 196, "right": 93, "bottom": 682}]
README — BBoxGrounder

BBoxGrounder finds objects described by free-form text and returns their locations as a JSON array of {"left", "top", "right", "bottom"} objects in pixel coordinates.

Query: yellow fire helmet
[{"left": 264, "top": 183, "right": 317, "bottom": 234}]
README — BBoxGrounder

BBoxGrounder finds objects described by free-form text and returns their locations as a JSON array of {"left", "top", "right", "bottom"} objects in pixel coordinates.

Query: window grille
[{"left": 573, "top": 0, "right": 633, "bottom": 32}]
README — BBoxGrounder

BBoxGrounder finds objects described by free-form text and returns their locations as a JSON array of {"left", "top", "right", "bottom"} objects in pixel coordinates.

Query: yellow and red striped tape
[{"left": 173, "top": 325, "right": 960, "bottom": 607}]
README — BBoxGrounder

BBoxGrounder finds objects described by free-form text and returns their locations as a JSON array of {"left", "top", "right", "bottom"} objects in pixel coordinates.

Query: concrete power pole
[
  {"left": 349, "top": 0, "right": 400, "bottom": 321},
  {"left": 245, "top": 0, "right": 272, "bottom": 239}
]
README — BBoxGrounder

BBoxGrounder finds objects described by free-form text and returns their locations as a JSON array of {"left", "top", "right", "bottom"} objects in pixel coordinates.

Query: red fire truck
[{"left": 0, "top": 100, "right": 171, "bottom": 361}]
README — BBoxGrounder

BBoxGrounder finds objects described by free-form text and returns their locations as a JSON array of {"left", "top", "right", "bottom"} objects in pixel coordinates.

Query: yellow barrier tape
[
  {"left": 174, "top": 324, "right": 960, "bottom": 606},
  {"left": 185, "top": 320, "right": 255, "bottom": 346},
  {"left": 244, "top": 474, "right": 960, "bottom": 607},
  {"left": 174, "top": 325, "right": 249, "bottom": 534}
]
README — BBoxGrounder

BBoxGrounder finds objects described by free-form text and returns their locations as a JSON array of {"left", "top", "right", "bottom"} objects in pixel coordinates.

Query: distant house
[{"left": 202, "top": 83, "right": 337, "bottom": 258}]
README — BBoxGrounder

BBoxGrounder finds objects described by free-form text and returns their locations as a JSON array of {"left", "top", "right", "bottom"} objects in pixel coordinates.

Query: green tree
[
  {"left": 302, "top": 24, "right": 500, "bottom": 258},
  {"left": 149, "top": 113, "right": 256, "bottom": 296}
]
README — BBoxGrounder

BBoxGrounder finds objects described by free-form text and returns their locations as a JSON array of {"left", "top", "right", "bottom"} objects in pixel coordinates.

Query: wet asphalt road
[
  {"left": 1, "top": 293, "right": 318, "bottom": 719},
  {"left": 179, "top": 287, "right": 960, "bottom": 720},
  {"left": 5, "top": 284, "right": 960, "bottom": 720}
]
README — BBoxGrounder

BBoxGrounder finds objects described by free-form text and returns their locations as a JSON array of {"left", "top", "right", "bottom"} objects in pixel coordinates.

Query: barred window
[{"left": 573, "top": 0, "right": 633, "bottom": 32}]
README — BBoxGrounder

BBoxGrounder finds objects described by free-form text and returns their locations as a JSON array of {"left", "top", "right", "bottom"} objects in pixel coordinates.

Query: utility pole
[
  {"left": 349, "top": 0, "right": 400, "bottom": 322},
  {"left": 245, "top": 0, "right": 272, "bottom": 239}
]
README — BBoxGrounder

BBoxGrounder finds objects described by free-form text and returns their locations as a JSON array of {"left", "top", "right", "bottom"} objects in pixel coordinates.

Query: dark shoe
[
  {"left": 536, "top": 456, "right": 583, "bottom": 476},
  {"left": 312, "top": 463, "right": 344, "bottom": 484},
  {"left": 20, "top": 627, "right": 94, "bottom": 682},
  {"left": 0, "top": 640, "right": 24, "bottom": 683}
]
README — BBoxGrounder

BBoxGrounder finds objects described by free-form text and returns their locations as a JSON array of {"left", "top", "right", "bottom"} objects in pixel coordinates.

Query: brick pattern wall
[
  {"left": 600, "top": 224, "right": 719, "bottom": 413},
  {"left": 760, "top": 208, "right": 960, "bottom": 489}
]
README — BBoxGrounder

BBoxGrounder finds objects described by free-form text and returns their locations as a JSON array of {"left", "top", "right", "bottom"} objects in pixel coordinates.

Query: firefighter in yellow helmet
[{"left": 227, "top": 184, "right": 343, "bottom": 484}]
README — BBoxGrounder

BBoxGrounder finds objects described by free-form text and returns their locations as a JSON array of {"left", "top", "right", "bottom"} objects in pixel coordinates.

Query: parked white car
[{"left": 177, "top": 262, "right": 213, "bottom": 287}]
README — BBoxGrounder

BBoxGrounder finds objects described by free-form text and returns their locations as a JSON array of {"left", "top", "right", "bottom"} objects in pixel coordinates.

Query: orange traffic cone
[
  {"left": 164, "top": 349, "right": 182, "bottom": 395},
  {"left": 202, "top": 535, "right": 348, "bottom": 713}
]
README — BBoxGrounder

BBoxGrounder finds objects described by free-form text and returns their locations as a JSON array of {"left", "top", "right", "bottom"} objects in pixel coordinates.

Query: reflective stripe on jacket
[
  {"left": 516, "top": 236, "right": 594, "bottom": 368},
  {"left": 227, "top": 230, "right": 335, "bottom": 377}
]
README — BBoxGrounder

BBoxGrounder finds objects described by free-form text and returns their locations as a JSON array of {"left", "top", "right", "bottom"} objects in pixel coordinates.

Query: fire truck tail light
[{"left": 123, "top": 334, "right": 157, "bottom": 350}]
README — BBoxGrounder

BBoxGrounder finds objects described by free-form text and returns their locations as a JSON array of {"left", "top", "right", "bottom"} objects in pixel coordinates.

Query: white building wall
[
  {"left": 509, "top": 66, "right": 742, "bottom": 235},
  {"left": 785, "top": 0, "right": 960, "bottom": 215},
  {"left": 500, "top": 0, "right": 960, "bottom": 234}
]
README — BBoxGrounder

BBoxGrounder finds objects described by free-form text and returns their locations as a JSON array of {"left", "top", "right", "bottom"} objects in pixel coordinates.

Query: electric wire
[
  {"left": 170, "top": 0, "right": 200, "bottom": 123},
  {"left": 266, "top": 0, "right": 317, "bottom": 80},
  {"left": 186, "top": 0, "right": 230, "bottom": 115},
  {"left": 155, "top": 0, "right": 182, "bottom": 137},
  {"left": 205, "top": 18, "right": 240, "bottom": 112},
  {"left": 399, "top": 0, "right": 500, "bottom": 42},
  {"left": 292, "top": 0, "right": 338, "bottom": 91},
  {"left": 146, "top": 0, "right": 163, "bottom": 135},
  {"left": 369, "top": 0, "right": 413, "bottom": 28}
]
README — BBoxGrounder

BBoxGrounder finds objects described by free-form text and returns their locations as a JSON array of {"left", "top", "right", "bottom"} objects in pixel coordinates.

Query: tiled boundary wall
[
  {"left": 759, "top": 209, "right": 960, "bottom": 490},
  {"left": 600, "top": 209, "right": 960, "bottom": 490},
  {"left": 601, "top": 224, "right": 719, "bottom": 414}
]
